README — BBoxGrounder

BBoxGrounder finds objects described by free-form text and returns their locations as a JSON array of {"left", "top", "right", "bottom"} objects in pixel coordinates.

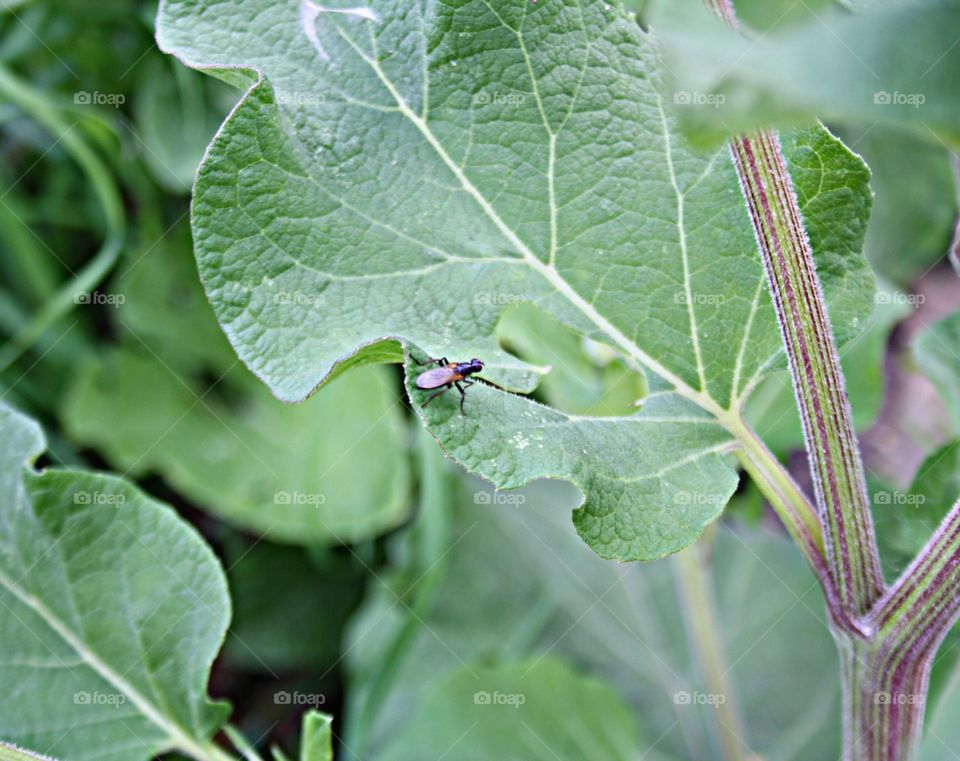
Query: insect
[{"left": 413, "top": 355, "right": 485, "bottom": 415}]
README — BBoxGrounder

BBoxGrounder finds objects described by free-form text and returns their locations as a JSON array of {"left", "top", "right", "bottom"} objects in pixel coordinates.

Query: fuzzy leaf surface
[{"left": 157, "top": 0, "right": 873, "bottom": 559}]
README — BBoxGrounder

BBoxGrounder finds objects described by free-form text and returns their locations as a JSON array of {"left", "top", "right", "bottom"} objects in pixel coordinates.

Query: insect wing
[{"left": 416, "top": 366, "right": 456, "bottom": 389}]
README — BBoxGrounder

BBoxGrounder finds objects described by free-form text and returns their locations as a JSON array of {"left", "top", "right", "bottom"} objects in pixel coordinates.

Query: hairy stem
[
  {"left": 697, "top": 3, "right": 960, "bottom": 760},
  {"left": 728, "top": 129, "right": 883, "bottom": 620}
]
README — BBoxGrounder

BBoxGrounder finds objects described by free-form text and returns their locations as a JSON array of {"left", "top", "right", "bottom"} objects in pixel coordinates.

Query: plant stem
[
  {"left": 673, "top": 536, "right": 750, "bottom": 761},
  {"left": 694, "top": 1, "right": 960, "bottom": 758},
  {"left": 728, "top": 129, "right": 883, "bottom": 620},
  {"left": 837, "top": 638, "right": 930, "bottom": 761}
]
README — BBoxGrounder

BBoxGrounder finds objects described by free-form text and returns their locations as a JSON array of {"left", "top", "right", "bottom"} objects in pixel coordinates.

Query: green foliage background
[{"left": 0, "top": 0, "right": 957, "bottom": 759}]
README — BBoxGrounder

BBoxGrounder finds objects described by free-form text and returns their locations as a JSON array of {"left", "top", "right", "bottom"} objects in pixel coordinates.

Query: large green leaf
[
  {"left": 0, "top": 403, "right": 231, "bottom": 760},
  {"left": 381, "top": 658, "right": 642, "bottom": 761},
  {"left": 653, "top": 0, "right": 960, "bottom": 149},
  {"left": 157, "top": 0, "right": 873, "bottom": 560}
]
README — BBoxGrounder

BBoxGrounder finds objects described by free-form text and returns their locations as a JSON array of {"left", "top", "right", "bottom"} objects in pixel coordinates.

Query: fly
[{"left": 413, "top": 355, "right": 485, "bottom": 416}]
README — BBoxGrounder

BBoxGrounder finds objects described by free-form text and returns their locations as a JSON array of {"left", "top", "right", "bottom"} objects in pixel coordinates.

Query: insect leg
[
  {"left": 455, "top": 381, "right": 470, "bottom": 415},
  {"left": 421, "top": 384, "right": 452, "bottom": 407},
  {"left": 413, "top": 355, "right": 449, "bottom": 366}
]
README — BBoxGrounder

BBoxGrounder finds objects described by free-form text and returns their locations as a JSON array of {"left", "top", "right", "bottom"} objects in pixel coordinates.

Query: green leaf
[
  {"left": 63, "top": 349, "right": 411, "bottom": 545},
  {"left": 381, "top": 658, "right": 641, "bottom": 761},
  {"left": 300, "top": 711, "right": 334, "bottom": 761},
  {"left": 915, "top": 312, "right": 960, "bottom": 433},
  {"left": 223, "top": 542, "right": 366, "bottom": 671},
  {"left": 61, "top": 240, "right": 411, "bottom": 546},
  {"left": 873, "top": 441, "right": 960, "bottom": 581},
  {"left": 653, "top": 0, "right": 960, "bottom": 149},
  {"left": 497, "top": 303, "right": 647, "bottom": 416},
  {"left": 0, "top": 403, "right": 231, "bottom": 760},
  {"left": 157, "top": 0, "right": 873, "bottom": 560},
  {"left": 346, "top": 479, "right": 841, "bottom": 761},
  {"left": 837, "top": 125, "right": 958, "bottom": 286},
  {"left": 133, "top": 56, "right": 229, "bottom": 194},
  {"left": 409, "top": 376, "right": 738, "bottom": 561}
]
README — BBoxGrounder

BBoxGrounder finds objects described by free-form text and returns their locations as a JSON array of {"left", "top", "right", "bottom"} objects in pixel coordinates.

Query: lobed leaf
[{"left": 156, "top": 0, "right": 873, "bottom": 560}]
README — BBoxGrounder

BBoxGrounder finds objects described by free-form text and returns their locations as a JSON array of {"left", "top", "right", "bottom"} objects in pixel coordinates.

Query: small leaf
[
  {"left": 0, "top": 403, "right": 231, "bottom": 760},
  {"left": 873, "top": 441, "right": 960, "bottom": 580},
  {"left": 497, "top": 303, "right": 647, "bottom": 416},
  {"left": 300, "top": 711, "right": 333, "bottom": 761}
]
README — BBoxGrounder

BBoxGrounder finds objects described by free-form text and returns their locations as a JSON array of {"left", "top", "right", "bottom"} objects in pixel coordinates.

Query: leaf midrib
[
  {"left": 330, "top": 13, "right": 728, "bottom": 422},
  {"left": 0, "top": 566, "right": 215, "bottom": 760}
]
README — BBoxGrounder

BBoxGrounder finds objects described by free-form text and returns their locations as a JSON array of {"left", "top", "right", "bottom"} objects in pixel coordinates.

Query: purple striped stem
[
  {"left": 728, "top": 131, "right": 884, "bottom": 621},
  {"left": 695, "top": 1, "right": 960, "bottom": 760}
]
